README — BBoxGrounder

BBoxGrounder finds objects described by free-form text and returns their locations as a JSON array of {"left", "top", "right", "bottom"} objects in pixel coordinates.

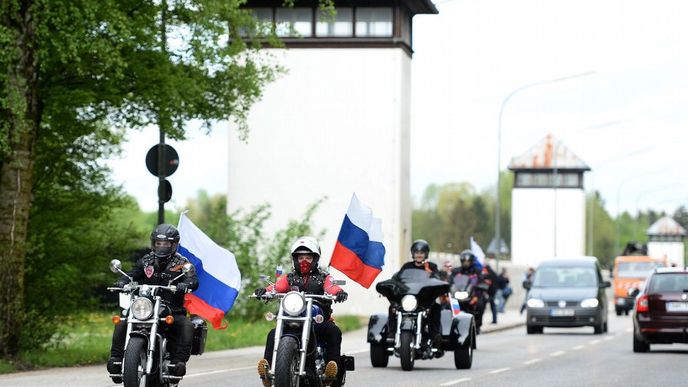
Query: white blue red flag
[
  {"left": 178, "top": 212, "right": 241, "bottom": 329},
  {"left": 470, "top": 236, "right": 485, "bottom": 270},
  {"left": 450, "top": 296, "right": 461, "bottom": 317},
  {"left": 330, "top": 194, "right": 385, "bottom": 288}
]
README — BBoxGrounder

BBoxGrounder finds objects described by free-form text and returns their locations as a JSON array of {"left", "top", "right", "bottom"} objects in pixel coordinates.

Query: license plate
[
  {"left": 551, "top": 309, "right": 575, "bottom": 316},
  {"left": 666, "top": 302, "right": 688, "bottom": 312}
]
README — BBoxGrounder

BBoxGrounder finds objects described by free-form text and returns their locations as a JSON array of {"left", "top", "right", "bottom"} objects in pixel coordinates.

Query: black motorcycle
[
  {"left": 451, "top": 273, "right": 489, "bottom": 334},
  {"left": 367, "top": 270, "right": 476, "bottom": 371},
  {"left": 252, "top": 278, "right": 355, "bottom": 387},
  {"left": 107, "top": 259, "right": 208, "bottom": 387}
]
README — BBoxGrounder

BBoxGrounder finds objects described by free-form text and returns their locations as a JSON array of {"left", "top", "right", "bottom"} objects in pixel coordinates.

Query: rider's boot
[
  {"left": 169, "top": 361, "right": 187, "bottom": 376},
  {"left": 106, "top": 357, "right": 123, "bottom": 383},
  {"left": 257, "top": 358, "right": 270, "bottom": 387},
  {"left": 323, "top": 360, "right": 338, "bottom": 385}
]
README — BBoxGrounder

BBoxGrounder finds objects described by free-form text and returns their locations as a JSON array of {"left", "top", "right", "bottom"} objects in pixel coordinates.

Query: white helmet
[{"left": 290, "top": 236, "right": 321, "bottom": 258}]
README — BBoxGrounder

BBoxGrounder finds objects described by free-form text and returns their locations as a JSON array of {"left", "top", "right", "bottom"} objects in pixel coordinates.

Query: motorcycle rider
[
  {"left": 390, "top": 239, "right": 443, "bottom": 346},
  {"left": 254, "top": 236, "right": 348, "bottom": 387},
  {"left": 450, "top": 249, "right": 488, "bottom": 331},
  {"left": 107, "top": 224, "right": 199, "bottom": 382}
]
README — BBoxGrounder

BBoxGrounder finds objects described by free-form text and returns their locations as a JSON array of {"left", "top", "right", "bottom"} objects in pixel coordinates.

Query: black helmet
[
  {"left": 150, "top": 223, "right": 180, "bottom": 259},
  {"left": 459, "top": 249, "right": 475, "bottom": 264},
  {"left": 410, "top": 239, "right": 430, "bottom": 259}
]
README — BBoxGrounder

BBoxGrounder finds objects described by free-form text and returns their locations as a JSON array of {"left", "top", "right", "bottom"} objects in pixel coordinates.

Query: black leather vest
[{"left": 286, "top": 271, "right": 333, "bottom": 319}]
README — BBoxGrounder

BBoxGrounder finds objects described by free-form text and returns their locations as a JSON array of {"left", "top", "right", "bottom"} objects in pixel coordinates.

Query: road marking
[
  {"left": 572, "top": 345, "right": 584, "bottom": 350},
  {"left": 589, "top": 339, "right": 601, "bottom": 345},
  {"left": 523, "top": 358, "right": 542, "bottom": 365},
  {"left": 439, "top": 377, "right": 472, "bottom": 386},
  {"left": 186, "top": 366, "right": 254, "bottom": 378},
  {"left": 489, "top": 367, "right": 511, "bottom": 374},
  {"left": 625, "top": 327, "right": 633, "bottom": 333},
  {"left": 550, "top": 351, "right": 565, "bottom": 357},
  {"left": 603, "top": 336, "right": 614, "bottom": 341}
]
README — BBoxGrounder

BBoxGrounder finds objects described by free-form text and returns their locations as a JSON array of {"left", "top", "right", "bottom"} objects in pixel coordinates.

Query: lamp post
[{"left": 495, "top": 71, "right": 594, "bottom": 269}]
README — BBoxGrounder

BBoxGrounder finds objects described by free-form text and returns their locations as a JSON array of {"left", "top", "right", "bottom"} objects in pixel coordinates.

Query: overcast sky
[{"left": 105, "top": 0, "right": 687, "bottom": 217}]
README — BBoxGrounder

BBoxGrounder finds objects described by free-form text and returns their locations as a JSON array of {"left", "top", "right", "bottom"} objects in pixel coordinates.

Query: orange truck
[{"left": 612, "top": 255, "right": 664, "bottom": 315}]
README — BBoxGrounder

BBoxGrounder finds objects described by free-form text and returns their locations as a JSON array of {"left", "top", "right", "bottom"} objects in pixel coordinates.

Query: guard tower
[
  {"left": 647, "top": 216, "right": 686, "bottom": 267},
  {"left": 508, "top": 134, "right": 591, "bottom": 266},
  {"left": 227, "top": 1, "right": 438, "bottom": 315}
]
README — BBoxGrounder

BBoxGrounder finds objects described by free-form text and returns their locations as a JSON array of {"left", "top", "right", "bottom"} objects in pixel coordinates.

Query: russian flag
[
  {"left": 330, "top": 194, "right": 385, "bottom": 288},
  {"left": 450, "top": 296, "right": 461, "bottom": 317},
  {"left": 178, "top": 212, "right": 241, "bottom": 329},
  {"left": 470, "top": 236, "right": 485, "bottom": 270}
]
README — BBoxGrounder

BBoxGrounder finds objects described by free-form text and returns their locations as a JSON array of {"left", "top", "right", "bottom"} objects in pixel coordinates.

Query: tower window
[
  {"left": 355, "top": 7, "right": 393, "bottom": 37},
  {"left": 276, "top": 8, "right": 313, "bottom": 37},
  {"left": 316, "top": 7, "right": 353, "bottom": 37}
]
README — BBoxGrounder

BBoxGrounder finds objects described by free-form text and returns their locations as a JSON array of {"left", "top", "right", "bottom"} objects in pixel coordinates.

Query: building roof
[
  {"left": 508, "top": 133, "right": 590, "bottom": 172},
  {"left": 647, "top": 216, "right": 687, "bottom": 236},
  {"left": 243, "top": 0, "right": 438, "bottom": 15}
]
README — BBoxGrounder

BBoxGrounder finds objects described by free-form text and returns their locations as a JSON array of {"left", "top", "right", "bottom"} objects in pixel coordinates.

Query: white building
[
  {"left": 647, "top": 216, "right": 686, "bottom": 267},
  {"left": 508, "top": 134, "right": 591, "bottom": 267},
  {"left": 227, "top": 1, "right": 438, "bottom": 315}
]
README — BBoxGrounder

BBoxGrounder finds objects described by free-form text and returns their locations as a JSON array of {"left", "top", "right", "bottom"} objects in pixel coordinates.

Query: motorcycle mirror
[{"left": 110, "top": 259, "right": 122, "bottom": 273}]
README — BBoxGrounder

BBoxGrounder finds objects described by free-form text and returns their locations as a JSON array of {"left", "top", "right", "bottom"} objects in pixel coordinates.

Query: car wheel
[
  {"left": 615, "top": 308, "right": 622, "bottom": 316},
  {"left": 594, "top": 321, "right": 604, "bottom": 334},
  {"left": 603, "top": 321, "right": 608, "bottom": 333},
  {"left": 624, "top": 310, "right": 629, "bottom": 316},
  {"left": 633, "top": 334, "right": 650, "bottom": 353},
  {"left": 526, "top": 325, "right": 542, "bottom": 334}
]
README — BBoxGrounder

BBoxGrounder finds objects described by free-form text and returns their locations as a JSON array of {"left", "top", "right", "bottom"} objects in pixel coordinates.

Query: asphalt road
[{"left": 1, "top": 311, "right": 686, "bottom": 387}]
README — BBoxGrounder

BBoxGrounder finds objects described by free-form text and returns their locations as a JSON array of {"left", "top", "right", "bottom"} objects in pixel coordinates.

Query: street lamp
[{"left": 495, "top": 71, "right": 595, "bottom": 268}]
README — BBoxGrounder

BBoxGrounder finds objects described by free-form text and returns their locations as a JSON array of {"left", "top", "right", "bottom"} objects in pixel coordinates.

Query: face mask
[{"left": 299, "top": 260, "right": 312, "bottom": 274}]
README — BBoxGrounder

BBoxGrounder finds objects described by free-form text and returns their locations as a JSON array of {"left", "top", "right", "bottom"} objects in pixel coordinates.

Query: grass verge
[{"left": 0, "top": 312, "right": 363, "bottom": 374}]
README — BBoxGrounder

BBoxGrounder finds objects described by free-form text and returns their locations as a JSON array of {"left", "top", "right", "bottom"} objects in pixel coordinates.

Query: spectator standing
[
  {"left": 496, "top": 268, "right": 512, "bottom": 313},
  {"left": 483, "top": 263, "right": 499, "bottom": 324},
  {"left": 439, "top": 260, "right": 454, "bottom": 282},
  {"left": 519, "top": 267, "right": 535, "bottom": 314}
]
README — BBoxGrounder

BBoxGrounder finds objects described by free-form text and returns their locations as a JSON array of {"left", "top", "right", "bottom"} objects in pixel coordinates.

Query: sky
[{"left": 105, "top": 0, "right": 687, "bottom": 218}]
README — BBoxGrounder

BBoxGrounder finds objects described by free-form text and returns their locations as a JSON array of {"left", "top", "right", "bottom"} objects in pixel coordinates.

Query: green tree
[
  {"left": 1, "top": 0, "right": 281, "bottom": 357},
  {"left": 587, "top": 191, "right": 615, "bottom": 266}
]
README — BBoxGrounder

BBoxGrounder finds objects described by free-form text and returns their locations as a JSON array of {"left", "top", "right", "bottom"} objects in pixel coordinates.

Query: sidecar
[{"left": 367, "top": 308, "right": 476, "bottom": 369}]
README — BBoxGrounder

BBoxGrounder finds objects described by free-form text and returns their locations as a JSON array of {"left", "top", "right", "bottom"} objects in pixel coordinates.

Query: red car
[{"left": 631, "top": 267, "right": 688, "bottom": 352}]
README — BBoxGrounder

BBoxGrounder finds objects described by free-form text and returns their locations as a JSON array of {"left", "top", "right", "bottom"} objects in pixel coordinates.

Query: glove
[
  {"left": 254, "top": 288, "right": 267, "bottom": 297},
  {"left": 176, "top": 282, "right": 190, "bottom": 293},
  {"left": 335, "top": 290, "right": 348, "bottom": 303},
  {"left": 122, "top": 282, "right": 135, "bottom": 292}
]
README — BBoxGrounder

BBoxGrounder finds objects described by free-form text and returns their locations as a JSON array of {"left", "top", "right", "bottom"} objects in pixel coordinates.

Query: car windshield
[
  {"left": 617, "top": 262, "right": 656, "bottom": 278},
  {"left": 648, "top": 273, "right": 688, "bottom": 293},
  {"left": 533, "top": 266, "right": 598, "bottom": 288}
]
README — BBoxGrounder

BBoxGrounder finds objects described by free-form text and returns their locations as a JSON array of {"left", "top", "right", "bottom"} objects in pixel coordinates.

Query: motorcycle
[
  {"left": 107, "top": 259, "right": 208, "bottom": 387},
  {"left": 367, "top": 269, "right": 476, "bottom": 371},
  {"left": 251, "top": 276, "right": 355, "bottom": 387},
  {"left": 451, "top": 273, "right": 489, "bottom": 334}
]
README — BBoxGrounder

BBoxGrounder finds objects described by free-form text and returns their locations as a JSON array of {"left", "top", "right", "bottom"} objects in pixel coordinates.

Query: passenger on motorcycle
[
  {"left": 450, "top": 250, "right": 489, "bottom": 330},
  {"left": 107, "top": 224, "right": 198, "bottom": 381},
  {"left": 254, "top": 236, "right": 348, "bottom": 387},
  {"left": 390, "top": 239, "right": 443, "bottom": 346}
]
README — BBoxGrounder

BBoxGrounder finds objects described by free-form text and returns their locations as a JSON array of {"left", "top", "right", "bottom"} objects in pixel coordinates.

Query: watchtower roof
[
  {"left": 647, "top": 216, "right": 687, "bottom": 236},
  {"left": 508, "top": 134, "right": 590, "bottom": 172}
]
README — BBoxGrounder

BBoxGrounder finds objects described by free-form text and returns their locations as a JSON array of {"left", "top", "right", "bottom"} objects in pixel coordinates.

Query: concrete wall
[
  {"left": 511, "top": 188, "right": 586, "bottom": 267},
  {"left": 648, "top": 241, "right": 685, "bottom": 267},
  {"left": 227, "top": 48, "right": 412, "bottom": 316}
]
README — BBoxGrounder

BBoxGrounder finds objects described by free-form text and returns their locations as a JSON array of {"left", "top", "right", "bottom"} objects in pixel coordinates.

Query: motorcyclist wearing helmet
[
  {"left": 254, "top": 236, "right": 348, "bottom": 387},
  {"left": 107, "top": 224, "right": 198, "bottom": 381},
  {"left": 390, "top": 239, "right": 443, "bottom": 346},
  {"left": 451, "top": 249, "right": 489, "bottom": 331}
]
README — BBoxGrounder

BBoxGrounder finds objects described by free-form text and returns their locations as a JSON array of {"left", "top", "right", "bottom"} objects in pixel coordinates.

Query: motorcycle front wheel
[
  {"left": 123, "top": 336, "right": 147, "bottom": 387},
  {"left": 274, "top": 336, "right": 301, "bottom": 387},
  {"left": 399, "top": 331, "right": 415, "bottom": 371}
]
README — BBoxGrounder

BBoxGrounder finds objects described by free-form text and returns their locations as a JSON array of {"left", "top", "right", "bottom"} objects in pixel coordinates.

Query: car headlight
[
  {"left": 401, "top": 295, "right": 418, "bottom": 312},
  {"left": 581, "top": 298, "right": 599, "bottom": 308},
  {"left": 527, "top": 298, "right": 545, "bottom": 308},
  {"left": 131, "top": 297, "right": 153, "bottom": 320},
  {"left": 282, "top": 291, "right": 306, "bottom": 316},
  {"left": 454, "top": 291, "right": 470, "bottom": 301}
]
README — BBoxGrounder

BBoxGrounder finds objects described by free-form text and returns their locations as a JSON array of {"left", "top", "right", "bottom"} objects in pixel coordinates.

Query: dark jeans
[
  {"left": 110, "top": 313, "right": 193, "bottom": 363},
  {"left": 263, "top": 320, "right": 342, "bottom": 368}
]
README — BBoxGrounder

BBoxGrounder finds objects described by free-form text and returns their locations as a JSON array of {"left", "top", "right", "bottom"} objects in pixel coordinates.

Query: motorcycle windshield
[
  {"left": 451, "top": 274, "right": 474, "bottom": 292},
  {"left": 376, "top": 269, "right": 449, "bottom": 305}
]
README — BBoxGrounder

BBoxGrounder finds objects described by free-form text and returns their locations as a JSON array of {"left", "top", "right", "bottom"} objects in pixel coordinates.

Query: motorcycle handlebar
[{"left": 249, "top": 292, "right": 336, "bottom": 301}]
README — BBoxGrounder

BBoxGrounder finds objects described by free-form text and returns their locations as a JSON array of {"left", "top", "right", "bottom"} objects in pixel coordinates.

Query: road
[{"left": 1, "top": 311, "right": 686, "bottom": 387}]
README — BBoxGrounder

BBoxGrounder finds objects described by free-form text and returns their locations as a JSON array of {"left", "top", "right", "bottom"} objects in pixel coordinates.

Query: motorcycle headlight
[
  {"left": 131, "top": 297, "right": 154, "bottom": 320},
  {"left": 580, "top": 298, "right": 599, "bottom": 308},
  {"left": 401, "top": 295, "right": 418, "bottom": 312},
  {"left": 527, "top": 298, "right": 545, "bottom": 308},
  {"left": 282, "top": 292, "right": 306, "bottom": 316},
  {"left": 454, "top": 291, "right": 470, "bottom": 301}
]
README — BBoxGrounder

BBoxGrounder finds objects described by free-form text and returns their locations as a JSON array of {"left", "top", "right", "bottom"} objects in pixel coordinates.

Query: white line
[
  {"left": 625, "top": 327, "right": 633, "bottom": 333},
  {"left": 523, "top": 358, "right": 542, "bottom": 365},
  {"left": 439, "top": 377, "right": 472, "bottom": 386},
  {"left": 572, "top": 345, "right": 584, "bottom": 350},
  {"left": 589, "top": 339, "right": 601, "bottom": 345},
  {"left": 550, "top": 350, "right": 565, "bottom": 357},
  {"left": 603, "top": 336, "right": 614, "bottom": 341},
  {"left": 186, "top": 366, "right": 254, "bottom": 378},
  {"left": 346, "top": 348, "right": 370, "bottom": 355},
  {"left": 489, "top": 367, "right": 511, "bottom": 374}
]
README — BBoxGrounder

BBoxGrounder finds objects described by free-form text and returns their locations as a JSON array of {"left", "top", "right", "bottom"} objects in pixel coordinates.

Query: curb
[{"left": 481, "top": 321, "right": 525, "bottom": 334}]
